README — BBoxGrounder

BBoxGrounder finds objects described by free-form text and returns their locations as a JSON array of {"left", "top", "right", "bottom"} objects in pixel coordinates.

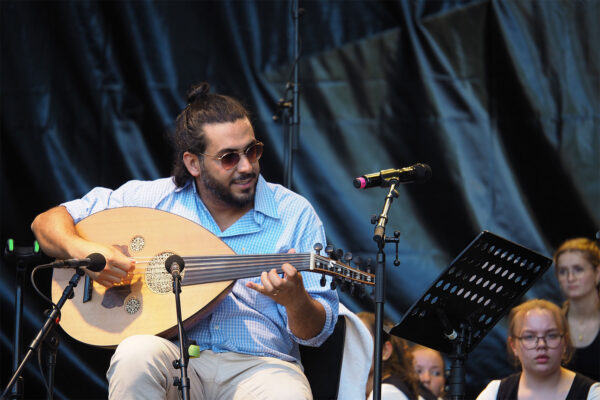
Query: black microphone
[
  {"left": 165, "top": 255, "right": 185, "bottom": 275},
  {"left": 48, "top": 253, "right": 106, "bottom": 272},
  {"left": 353, "top": 163, "right": 432, "bottom": 189}
]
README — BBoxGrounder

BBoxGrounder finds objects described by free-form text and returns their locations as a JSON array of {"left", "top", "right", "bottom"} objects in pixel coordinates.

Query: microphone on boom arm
[
  {"left": 46, "top": 253, "right": 106, "bottom": 272},
  {"left": 353, "top": 163, "right": 432, "bottom": 189}
]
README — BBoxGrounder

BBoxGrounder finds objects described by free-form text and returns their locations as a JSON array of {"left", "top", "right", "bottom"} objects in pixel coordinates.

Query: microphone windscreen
[
  {"left": 86, "top": 253, "right": 106, "bottom": 272},
  {"left": 165, "top": 254, "right": 185, "bottom": 273},
  {"left": 415, "top": 163, "right": 432, "bottom": 183},
  {"left": 353, "top": 177, "right": 367, "bottom": 189}
]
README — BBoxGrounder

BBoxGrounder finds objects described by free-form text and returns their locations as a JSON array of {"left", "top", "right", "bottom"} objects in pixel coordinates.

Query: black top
[
  {"left": 567, "top": 329, "right": 600, "bottom": 382},
  {"left": 497, "top": 372, "right": 596, "bottom": 400}
]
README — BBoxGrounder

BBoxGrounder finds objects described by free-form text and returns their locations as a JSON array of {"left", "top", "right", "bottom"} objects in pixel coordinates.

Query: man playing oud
[{"left": 31, "top": 82, "right": 339, "bottom": 400}]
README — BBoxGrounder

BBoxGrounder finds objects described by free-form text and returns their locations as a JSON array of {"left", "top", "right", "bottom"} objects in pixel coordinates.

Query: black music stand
[{"left": 389, "top": 231, "right": 552, "bottom": 400}]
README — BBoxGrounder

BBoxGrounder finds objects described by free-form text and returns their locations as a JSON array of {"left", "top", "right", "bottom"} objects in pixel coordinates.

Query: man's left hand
[{"left": 246, "top": 249, "right": 310, "bottom": 308}]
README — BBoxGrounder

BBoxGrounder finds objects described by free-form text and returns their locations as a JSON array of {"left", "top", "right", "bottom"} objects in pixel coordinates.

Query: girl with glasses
[
  {"left": 554, "top": 238, "right": 600, "bottom": 381},
  {"left": 476, "top": 299, "right": 599, "bottom": 400}
]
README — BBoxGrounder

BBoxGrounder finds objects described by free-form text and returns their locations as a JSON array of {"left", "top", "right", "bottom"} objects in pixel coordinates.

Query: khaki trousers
[{"left": 107, "top": 335, "right": 312, "bottom": 400}]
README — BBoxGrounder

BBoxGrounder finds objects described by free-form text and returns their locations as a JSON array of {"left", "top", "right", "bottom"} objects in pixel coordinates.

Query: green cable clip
[{"left": 188, "top": 344, "right": 200, "bottom": 358}]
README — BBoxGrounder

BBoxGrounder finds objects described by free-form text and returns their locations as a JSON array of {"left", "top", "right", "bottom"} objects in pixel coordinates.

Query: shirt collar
[{"left": 253, "top": 175, "right": 279, "bottom": 220}]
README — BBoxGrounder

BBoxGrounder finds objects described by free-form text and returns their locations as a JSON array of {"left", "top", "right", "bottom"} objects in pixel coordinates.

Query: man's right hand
[
  {"left": 31, "top": 206, "right": 135, "bottom": 288},
  {"left": 86, "top": 244, "right": 135, "bottom": 287}
]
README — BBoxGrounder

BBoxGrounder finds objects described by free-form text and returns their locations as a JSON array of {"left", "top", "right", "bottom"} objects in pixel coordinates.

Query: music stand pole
[
  {"left": 372, "top": 180, "right": 399, "bottom": 400},
  {"left": 1, "top": 268, "right": 84, "bottom": 400}
]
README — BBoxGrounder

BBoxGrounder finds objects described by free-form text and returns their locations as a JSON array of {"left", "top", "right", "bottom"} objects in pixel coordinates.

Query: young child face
[{"left": 413, "top": 347, "right": 445, "bottom": 397}]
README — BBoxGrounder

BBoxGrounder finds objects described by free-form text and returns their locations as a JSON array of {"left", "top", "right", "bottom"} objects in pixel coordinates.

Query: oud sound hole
[
  {"left": 125, "top": 297, "right": 141, "bottom": 314},
  {"left": 146, "top": 252, "right": 175, "bottom": 294},
  {"left": 130, "top": 236, "right": 145, "bottom": 252}
]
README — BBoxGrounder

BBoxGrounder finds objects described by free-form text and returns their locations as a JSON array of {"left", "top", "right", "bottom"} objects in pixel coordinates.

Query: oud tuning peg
[
  {"left": 353, "top": 256, "right": 363, "bottom": 269},
  {"left": 366, "top": 257, "right": 373, "bottom": 274},
  {"left": 325, "top": 245, "right": 334, "bottom": 257},
  {"left": 313, "top": 243, "right": 323, "bottom": 255},
  {"left": 320, "top": 274, "right": 327, "bottom": 287},
  {"left": 341, "top": 280, "right": 351, "bottom": 293},
  {"left": 334, "top": 248, "right": 343, "bottom": 261},
  {"left": 330, "top": 279, "right": 337, "bottom": 290},
  {"left": 343, "top": 252, "right": 353, "bottom": 263}
]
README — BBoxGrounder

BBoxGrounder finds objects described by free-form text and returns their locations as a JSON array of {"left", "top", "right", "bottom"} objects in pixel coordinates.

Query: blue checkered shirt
[{"left": 62, "top": 175, "right": 339, "bottom": 362}]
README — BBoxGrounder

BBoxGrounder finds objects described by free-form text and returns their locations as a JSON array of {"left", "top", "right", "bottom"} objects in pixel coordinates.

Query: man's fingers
[
  {"left": 260, "top": 271, "right": 276, "bottom": 292},
  {"left": 281, "top": 263, "right": 297, "bottom": 277},
  {"left": 267, "top": 268, "right": 283, "bottom": 286}
]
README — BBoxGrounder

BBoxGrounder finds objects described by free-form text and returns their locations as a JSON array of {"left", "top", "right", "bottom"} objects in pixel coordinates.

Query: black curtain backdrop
[{"left": 1, "top": 1, "right": 598, "bottom": 398}]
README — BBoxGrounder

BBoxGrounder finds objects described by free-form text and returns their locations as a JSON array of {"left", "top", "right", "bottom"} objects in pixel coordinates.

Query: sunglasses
[{"left": 199, "top": 141, "right": 264, "bottom": 170}]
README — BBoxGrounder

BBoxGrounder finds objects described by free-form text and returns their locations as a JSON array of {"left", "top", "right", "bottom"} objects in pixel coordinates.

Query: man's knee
[
  {"left": 108, "top": 335, "right": 176, "bottom": 377},
  {"left": 232, "top": 360, "right": 313, "bottom": 400}
]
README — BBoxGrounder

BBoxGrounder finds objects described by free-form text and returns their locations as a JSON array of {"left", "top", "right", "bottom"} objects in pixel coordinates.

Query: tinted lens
[
  {"left": 246, "top": 142, "right": 263, "bottom": 163},
  {"left": 218, "top": 142, "right": 263, "bottom": 170},
  {"left": 220, "top": 152, "right": 241, "bottom": 170}
]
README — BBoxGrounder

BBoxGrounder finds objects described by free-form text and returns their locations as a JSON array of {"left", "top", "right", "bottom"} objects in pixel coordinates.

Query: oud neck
[{"left": 181, "top": 253, "right": 313, "bottom": 285}]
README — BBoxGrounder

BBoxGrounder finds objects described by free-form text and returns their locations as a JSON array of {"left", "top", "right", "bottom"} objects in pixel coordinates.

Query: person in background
[
  {"left": 410, "top": 345, "right": 446, "bottom": 399},
  {"left": 357, "top": 312, "right": 427, "bottom": 400},
  {"left": 476, "top": 299, "right": 599, "bottom": 400},
  {"left": 553, "top": 238, "right": 600, "bottom": 381}
]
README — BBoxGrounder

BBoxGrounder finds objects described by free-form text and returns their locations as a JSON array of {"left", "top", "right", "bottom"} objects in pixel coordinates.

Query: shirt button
[{"left": 214, "top": 325, "right": 219, "bottom": 330}]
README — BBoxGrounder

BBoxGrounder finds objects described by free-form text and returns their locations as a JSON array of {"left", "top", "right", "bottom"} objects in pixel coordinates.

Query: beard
[{"left": 199, "top": 162, "right": 257, "bottom": 209}]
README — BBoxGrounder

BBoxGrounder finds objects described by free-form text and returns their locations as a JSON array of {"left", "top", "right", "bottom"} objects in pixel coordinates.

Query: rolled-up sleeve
[
  {"left": 287, "top": 285, "right": 339, "bottom": 347},
  {"left": 62, "top": 186, "right": 121, "bottom": 223},
  {"left": 61, "top": 179, "right": 176, "bottom": 223}
]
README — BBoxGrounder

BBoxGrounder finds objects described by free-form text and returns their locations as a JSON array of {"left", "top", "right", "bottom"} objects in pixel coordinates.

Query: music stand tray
[{"left": 389, "top": 230, "right": 552, "bottom": 355}]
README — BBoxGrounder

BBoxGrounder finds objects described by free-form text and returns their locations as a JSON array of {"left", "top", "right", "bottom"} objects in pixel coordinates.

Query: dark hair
[
  {"left": 357, "top": 311, "right": 420, "bottom": 398},
  {"left": 171, "top": 82, "right": 251, "bottom": 187}
]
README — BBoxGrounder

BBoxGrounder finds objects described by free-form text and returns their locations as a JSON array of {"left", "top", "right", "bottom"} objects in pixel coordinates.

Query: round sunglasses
[{"left": 199, "top": 141, "right": 264, "bottom": 170}]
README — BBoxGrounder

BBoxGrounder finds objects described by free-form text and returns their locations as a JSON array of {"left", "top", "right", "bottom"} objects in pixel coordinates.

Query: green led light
[
  {"left": 34, "top": 240, "right": 40, "bottom": 253},
  {"left": 7, "top": 238, "right": 14, "bottom": 252}
]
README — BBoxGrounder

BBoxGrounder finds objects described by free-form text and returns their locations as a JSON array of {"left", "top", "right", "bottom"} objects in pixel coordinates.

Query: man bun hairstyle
[{"left": 171, "top": 82, "right": 252, "bottom": 187}]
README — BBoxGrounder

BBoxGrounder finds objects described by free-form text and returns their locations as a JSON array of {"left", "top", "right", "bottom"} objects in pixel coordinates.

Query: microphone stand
[
  {"left": 3, "top": 240, "right": 42, "bottom": 400},
  {"left": 372, "top": 179, "right": 400, "bottom": 400},
  {"left": 166, "top": 257, "right": 190, "bottom": 400},
  {"left": 273, "top": 0, "right": 302, "bottom": 189},
  {"left": 1, "top": 268, "right": 84, "bottom": 400}
]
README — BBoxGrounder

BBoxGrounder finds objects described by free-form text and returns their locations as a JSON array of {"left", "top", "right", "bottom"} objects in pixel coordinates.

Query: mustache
[{"left": 231, "top": 173, "right": 256, "bottom": 183}]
